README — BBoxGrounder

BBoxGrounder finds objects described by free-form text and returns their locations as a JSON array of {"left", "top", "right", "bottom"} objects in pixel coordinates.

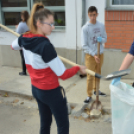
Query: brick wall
[{"left": 105, "top": 11, "right": 134, "bottom": 52}]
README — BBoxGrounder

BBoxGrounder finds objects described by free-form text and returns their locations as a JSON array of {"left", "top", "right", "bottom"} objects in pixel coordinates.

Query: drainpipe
[
  {"left": 75, "top": 0, "right": 86, "bottom": 64},
  {"left": 75, "top": 0, "right": 78, "bottom": 64},
  {"left": 81, "top": 0, "right": 86, "bottom": 64}
]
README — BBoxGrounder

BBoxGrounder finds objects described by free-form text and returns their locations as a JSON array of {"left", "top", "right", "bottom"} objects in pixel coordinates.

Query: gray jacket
[{"left": 81, "top": 21, "right": 107, "bottom": 56}]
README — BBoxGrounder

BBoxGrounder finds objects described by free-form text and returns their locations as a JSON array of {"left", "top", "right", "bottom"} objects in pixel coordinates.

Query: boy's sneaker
[
  {"left": 94, "top": 91, "right": 106, "bottom": 97},
  {"left": 84, "top": 97, "right": 92, "bottom": 103}
]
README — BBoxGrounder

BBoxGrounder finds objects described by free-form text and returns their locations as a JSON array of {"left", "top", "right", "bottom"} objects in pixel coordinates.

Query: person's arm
[
  {"left": 81, "top": 26, "right": 96, "bottom": 56},
  {"left": 41, "top": 42, "right": 86, "bottom": 80},
  {"left": 101, "top": 25, "right": 107, "bottom": 44},
  {"left": 111, "top": 43, "right": 134, "bottom": 85},
  {"left": 81, "top": 27, "right": 89, "bottom": 53},
  {"left": 119, "top": 42, "right": 134, "bottom": 70},
  {"left": 11, "top": 38, "right": 22, "bottom": 50},
  {"left": 16, "top": 23, "right": 23, "bottom": 34}
]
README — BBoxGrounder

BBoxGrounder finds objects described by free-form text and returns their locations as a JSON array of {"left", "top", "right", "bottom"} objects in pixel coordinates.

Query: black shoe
[
  {"left": 94, "top": 91, "right": 106, "bottom": 97},
  {"left": 19, "top": 72, "right": 27, "bottom": 76},
  {"left": 79, "top": 74, "right": 86, "bottom": 78},
  {"left": 84, "top": 97, "right": 92, "bottom": 103}
]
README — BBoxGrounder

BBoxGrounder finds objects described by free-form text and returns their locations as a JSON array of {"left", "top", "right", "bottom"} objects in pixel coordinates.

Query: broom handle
[
  {"left": 0, "top": 23, "right": 96, "bottom": 77},
  {"left": 0, "top": 24, "right": 20, "bottom": 37},
  {"left": 96, "top": 42, "right": 100, "bottom": 99},
  {"left": 58, "top": 56, "right": 95, "bottom": 76}
]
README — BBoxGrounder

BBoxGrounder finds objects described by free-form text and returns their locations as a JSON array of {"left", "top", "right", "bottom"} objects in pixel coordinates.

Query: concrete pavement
[
  {"left": 0, "top": 102, "right": 112, "bottom": 134},
  {"left": 0, "top": 66, "right": 133, "bottom": 110}
]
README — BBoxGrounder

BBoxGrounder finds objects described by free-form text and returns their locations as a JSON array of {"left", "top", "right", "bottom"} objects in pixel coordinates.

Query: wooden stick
[
  {"left": 58, "top": 56, "right": 95, "bottom": 76},
  {"left": 0, "top": 23, "right": 96, "bottom": 77},
  {"left": 0, "top": 24, "right": 20, "bottom": 37}
]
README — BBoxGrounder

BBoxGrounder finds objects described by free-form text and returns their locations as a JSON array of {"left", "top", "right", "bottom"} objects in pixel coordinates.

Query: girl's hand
[{"left": 79, "top": 65, "right": 87, "bottom": 75}]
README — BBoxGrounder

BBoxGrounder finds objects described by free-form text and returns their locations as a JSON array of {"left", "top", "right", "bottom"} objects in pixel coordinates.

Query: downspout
[
  {"left": 75, "top": 0, "right": 78, "bottom": 64},
  {"left": 75, "top": 0, "right": 86, "bottom": 64},
  {"left": 82, "top": 0, "right": 86, "bottom": 26},
  {"left": 81, "top": 0, "right": 86, "bottom": 64}
]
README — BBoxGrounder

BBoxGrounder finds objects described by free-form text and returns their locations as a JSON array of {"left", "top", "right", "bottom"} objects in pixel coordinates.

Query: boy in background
[{"left": 81, "top": 6, "right": 107, "bottom": 103}]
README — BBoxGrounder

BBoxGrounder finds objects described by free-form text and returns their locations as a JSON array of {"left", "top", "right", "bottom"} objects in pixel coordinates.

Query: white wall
[
  {"left": 0, "top": 0, "right": 79, "bottom": 50},
  {"left": 0, "top": 0, "right": 106, "bottom": 50}
]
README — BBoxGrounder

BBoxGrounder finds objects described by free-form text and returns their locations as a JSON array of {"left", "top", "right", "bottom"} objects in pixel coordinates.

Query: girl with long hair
[{"left": 12, "top": 2, "right": 86, "bottom": 134}]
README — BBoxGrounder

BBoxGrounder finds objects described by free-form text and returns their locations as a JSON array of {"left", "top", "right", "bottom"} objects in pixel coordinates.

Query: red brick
[
  {"left": 112, "top": 36, "right": 122, "bottom": 39},
  {"left": 120, "top": 11, "right": 125, "bottom": 21},
  {"left": 123, "top": 37, "right": 133, "bottom": 40},
  {"left": 120, "top": 33, "right": 126, "bottom": 37},
  {"left": 126, "top": 40, "right": 133, "bottom": 44},
  {"left": 133, "top": 11, "right": 134, "bottom": 20},
  {"left": 120, "top": 21, "right": 127, "bottom": 25},
  {"left": 105, "top": 11, "right": 108, "bottom": 20},
  {"left": 108, "top": 12, "right": 114, "bottom": 20},
  {"left": 114, "top": 40, "right": 122, "bottom": 43},
  {"left": 131, "top": 34, "right": 134, "bottom": 37},
  {"left": 113, "top": 43, "right": 122, "bottom": 46},
  {"left": 129, "top": 12, "right": 133, "bottom": 21},
  {"left": 125, "top": 34, "right": 132, "bottom": 37},
  {"left": 114, "top": 11, "right": 120, "bottom": 21},
  {"left": 106, "top": 30, "right": 113, "bottom": 33},
  {"left": 120, "top": 39, "right": 127, "bottom": 44},
  {"left": 113, "top": 31, "right": 123, "bottom": 33},
  {"left": 124, "top": 24, "right": 133, "bottom": 28},
  {"left": 114, "top": 27, "right": 121, "bottom": 30},
  {"left": 107, "top": 39, "right": 114, "bottom": 43},
  {"left": 120, "top": 27, "right": 125, "bottom": 31},
  {"left": 107, "top": 37, "right": 113, "bottom": 40},
  {"left": 107, "top": 33, "right": 114, "bottom": 37},
  {"left": 126, "top": 12, "right": 129, "bottom": 21},
  {"left": 124, "top": 31, "right": 134, "bottom": 34},
  {"left": 105, "top": 42, "right": 113, "bottom": 45},
  {"left": 126, "top": 21, "right": 134, "bottom": 25},
  {"left": 125, "top": 45, "right": 131, "bottom": 50},
  {"left": 105, "top": 22, "right": 112, "bottom": 26}
]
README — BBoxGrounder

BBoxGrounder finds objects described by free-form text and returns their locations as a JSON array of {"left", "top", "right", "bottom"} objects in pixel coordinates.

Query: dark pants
[
  {"left": 19, "top": 50, "right": 26, "bottom": 73},
  {"left": 32, "top": 85, "right": 69, "bottom": 134}
]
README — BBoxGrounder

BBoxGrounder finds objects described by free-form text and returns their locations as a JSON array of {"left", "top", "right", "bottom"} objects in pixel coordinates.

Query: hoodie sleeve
[
  {"left": 101, "top": 24, "right": 107, "bottom": 44},
  {"left": 11, "top": 38, "right": 22, "bottom": 50},
  {"left": 81, "top": 26, "right": 89, "bottom": 53},
  {"left": 129, "top": 42, "right": 134, "bottom": 56},
  {"left": 41, "top": 42, "right": 80, "bottom": 80}
]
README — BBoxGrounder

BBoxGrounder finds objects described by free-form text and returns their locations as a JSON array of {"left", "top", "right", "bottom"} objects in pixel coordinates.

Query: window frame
[
  {"left": 0, "top": 0, "right": 30, "bottom": 29},
  {"left": 31, "top": 0, "right": 66, "bottom": 30},
  {"left": 0, "top": 0, "right": 66, "bottom": 31},
  {"left": 106, "top": 0, "right": 134, "bottom": 10}
]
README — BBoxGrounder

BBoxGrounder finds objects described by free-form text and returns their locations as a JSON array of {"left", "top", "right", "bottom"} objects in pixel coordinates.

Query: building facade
[{"left": 0, "top": 0, "right": 134, "bottom": 78}]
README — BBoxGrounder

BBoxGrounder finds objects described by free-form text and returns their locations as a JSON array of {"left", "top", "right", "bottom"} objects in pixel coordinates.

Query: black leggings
[
  {"left": 19, "top": 50, "right": 26, "bottom": 73},
  {"left": 32, "top": 85, "right": 69, "bottom": 134}
]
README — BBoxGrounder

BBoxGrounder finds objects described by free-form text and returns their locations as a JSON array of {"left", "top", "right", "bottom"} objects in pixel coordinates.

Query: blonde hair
[{"left": 28, "top": 2, "right": 54, "bottom": 33}]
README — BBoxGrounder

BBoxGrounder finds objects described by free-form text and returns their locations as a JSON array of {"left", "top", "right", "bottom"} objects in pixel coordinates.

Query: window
[
  {"left": 33, "top": 0, "right": 65, "bottom": 28},
  {"left": 1, "top": 0, "right": 27, "bottom": 7},
  {"left": 4, "top": 12, "right": 21, "bottom": 25},
  {"left": 0, "top": 0, "right": 30, "bottom": 28},
  {"left": 106, "top": 0, "right": 134, "bottom": 10},
  {"left": 112, "top": 0, "right": 134, "bottom": 5},
  {"left": 0, "top": 0, "right": 65, "bottom": 30},
  {"left": 34, "top": 0, "right": 65, "bottom": 6}
]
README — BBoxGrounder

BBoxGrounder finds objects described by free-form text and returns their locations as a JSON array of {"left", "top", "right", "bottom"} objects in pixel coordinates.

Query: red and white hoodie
[{"left": 11, "top": 32, "right": 80, "bottom": 90}]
